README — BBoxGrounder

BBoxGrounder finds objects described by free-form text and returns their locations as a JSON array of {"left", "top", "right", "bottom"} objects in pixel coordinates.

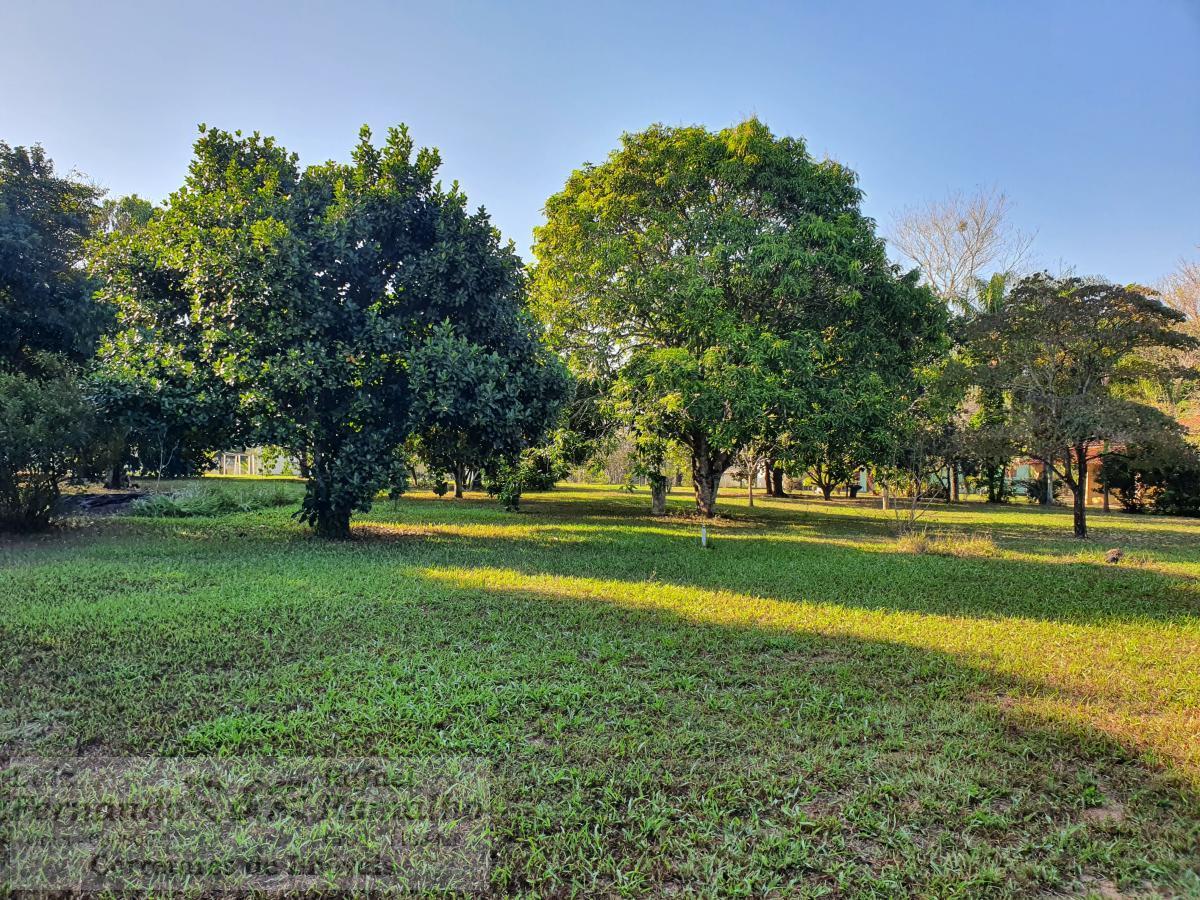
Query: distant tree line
[{"left": 2, "top": 122, "right": 1197, "bottom": 539}]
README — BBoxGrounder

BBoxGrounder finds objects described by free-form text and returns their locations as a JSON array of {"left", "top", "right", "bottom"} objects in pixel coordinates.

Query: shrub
[
  {"left": 0, "top": 366, "right": 94, "bottom": 531},
  {"left": 1100, "top": 445, "right": 1200, "bottom": 517},
  {"left": 128, "top": 484, "right": 295, "bottom": 518}
]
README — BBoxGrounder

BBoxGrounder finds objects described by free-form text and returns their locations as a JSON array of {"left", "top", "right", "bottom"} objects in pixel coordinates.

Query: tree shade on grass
[{"left": 2, "top": 484, "right": 1198, "bottom": 896}]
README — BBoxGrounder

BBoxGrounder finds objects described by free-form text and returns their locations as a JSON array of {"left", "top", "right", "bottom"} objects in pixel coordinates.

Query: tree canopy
[
  {"left": 0, "top": 142, "right": 105, "bottom": 374},
  {"left": 532, "top": 119, "right": 945, "bottom": 515},
  {"left": 975, "top": 274, "right": 1197, "bottom": 537},
  {"left": 96, "top": 124, "right": 565, "bottom": 536}
]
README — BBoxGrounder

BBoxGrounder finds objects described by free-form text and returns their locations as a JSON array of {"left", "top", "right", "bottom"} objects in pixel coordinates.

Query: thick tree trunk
[
  {"left": 453, "top": 463, "right": 464, "bottom": 499},
  {"left": 690, "top": 440, "right": 730, "bottom": 518},
  {"left": 771, "top": 464, "right": 787, "bottom": 498},
  {"left": 307, "top": 448, "right": 352, "bottom": 539},
  {"left": 315, "top": 506, "right": 352, "bottom": 540},
  {"left": 105, "top": 460, "right": 128, "bottom": 490},
  {"left": 820, "top": 482, "right": 833, "bottom": 502},
  {"left": 650, "top": 474, "right": 668, "bottom": 516},
  {"left": 1040, "top": 459, "right": 1053, "bottom": 506},
  {"left": 949, "top": 462, "right": 959, "bottom": 502}
]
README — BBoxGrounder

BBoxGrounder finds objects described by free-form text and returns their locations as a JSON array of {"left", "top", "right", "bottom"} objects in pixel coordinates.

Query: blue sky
[{"left": 3, "top": 0, "right": 1197, "bottom": 283}]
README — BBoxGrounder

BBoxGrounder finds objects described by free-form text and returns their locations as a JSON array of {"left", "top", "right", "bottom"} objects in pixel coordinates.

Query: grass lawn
[{"left": 2, "top": 481, "right": 1199, "bottom": 897}]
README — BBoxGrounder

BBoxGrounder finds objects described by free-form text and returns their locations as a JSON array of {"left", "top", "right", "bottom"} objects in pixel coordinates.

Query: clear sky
[{"left": 3, "top": 0, "right": 1197, "bottom": 283}]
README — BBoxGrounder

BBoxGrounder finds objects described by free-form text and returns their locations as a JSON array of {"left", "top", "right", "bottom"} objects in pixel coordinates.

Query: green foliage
[
  {"left": 96, "top": 124, "right": 563, "bottom": 537},
  {"left": 408, "top": 320, "right": 569, "bottom": 494},
  {"left": 976, "top": 274, "right": 1198, "bottom": 536},
  {"left": 482, "top": 447, "right": 561, "bottom": 511},
  {"left": 1101, "top": 443, "right": 1200, "bottom": 517},
  {"left": 0, "top": 362, "right": 94, "bottom": 530},
  {"left": 0, "top": 143, "right": 105, "bottom": 375},
  {"left": 128, "top": 482, "right": 297, "bottom": 518},
  {"left": 533, "top": 119, "right": 945, "bottom": 516}
]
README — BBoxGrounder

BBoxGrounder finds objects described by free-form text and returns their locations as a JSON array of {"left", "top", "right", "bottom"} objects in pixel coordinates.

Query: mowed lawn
[{"left": 2, "top": 482, "right": 1199, "bottom": 897}]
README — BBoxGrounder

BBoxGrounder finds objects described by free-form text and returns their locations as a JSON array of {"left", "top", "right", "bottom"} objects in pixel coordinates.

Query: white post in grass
[{"left": 701, "top": 524, "right": 708, "bottom": 548}]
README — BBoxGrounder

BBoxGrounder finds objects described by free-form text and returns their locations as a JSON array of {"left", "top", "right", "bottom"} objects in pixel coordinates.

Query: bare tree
[
  {"left": 890, "top": 187, "right": 1034, "bottom": 312},
  {"left": 1160, "top": 251, "right": 1200, "bottom": 322},
  {"left": 1149, "top": 250, "right": 1200, "bottom": 422}
]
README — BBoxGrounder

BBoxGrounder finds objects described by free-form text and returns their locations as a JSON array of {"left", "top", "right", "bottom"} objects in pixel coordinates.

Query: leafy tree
[
  {"left": 0, "top": 143, "right": 105, "bottom": 529},
  {"left": 98, "top": 194, "right": 154, "bottom": 235},
  {"left": 0, "top": 360, "right": 94, "bottom": 529},
  {"left": 409, "top": 321, "right": 568, "bottom": 498},
  {"left": 959, "top": 272, "right": 1021, "bottom": 502},
  {"left": 0, "top": 143, "right": 105, "bottom": 374},
  {"left": 533, "top": 119, "right": 944, "bottom": 517},
  {"left": 788, "top": 370, "right": 903, "bottom": 501},
  {"left": 89, "top": 194, "right": 231, "bottom": 488},
  {"left": 980, "top": 274, "right": 1197, "bottom": 538},
  {"left": 86, "top": 341, "right": 237, "bottom": 486},
  {"left": 97, "top": 124, "right": 563, "bottom": 537}
]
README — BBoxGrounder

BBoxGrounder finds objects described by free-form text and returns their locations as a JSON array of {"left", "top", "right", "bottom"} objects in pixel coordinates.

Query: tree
[
  {"left": 408, "top": 321, "right": 568, "bottom": 499},
  {"left": 789, "top": 370, "right": 901, "bottom": 501},
  {"left": 0, "top": 143, "right": 104, "bottom": 529},
  {"left": 980, "top": 274, "right": 1197, "bottom": 538},
  {"left": 98, "top": 193, "right": 154, "bottom": 235},
  {"left": 1125, "top": 253, "right": 1200, "bottom": 426},
  {"left": 960, "top": 272, "right": 1020, "bottom": 502},
  {"left": 0, "top": 360, "right": 94, "bottom": 529},
  {"left": 89, "top": 193, "right": 224, "bottom": 489},
  {"left": 890, "top": 187, "right": 1033, "bottom": 313},
  {"left": 0, "top": 142, "right": 105, "bottom": 374},
  {"left": 97, "top": 125, "right": 563, "bottom": 537},
  {"left": 533, "top": 120, "right": 945, "bottom": 517}
]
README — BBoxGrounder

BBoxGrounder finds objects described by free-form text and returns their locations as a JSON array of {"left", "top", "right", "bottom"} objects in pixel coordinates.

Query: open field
[{"left": 2, "top": 482, "right": 1199, "bottom": 897}]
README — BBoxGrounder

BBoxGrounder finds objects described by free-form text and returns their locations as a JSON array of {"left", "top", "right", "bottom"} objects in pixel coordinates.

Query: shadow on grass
[
  {"left": 4, "top": 504, "right": 1200, "bottom": 895},
  {"left": 351, "top": 501, "right": 1200, "bottom": 628}
]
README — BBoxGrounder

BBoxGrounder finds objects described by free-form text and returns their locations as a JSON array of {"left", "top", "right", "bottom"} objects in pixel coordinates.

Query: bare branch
[{"left": 889, "top": 187, "right": 1035, "bottom": 313}]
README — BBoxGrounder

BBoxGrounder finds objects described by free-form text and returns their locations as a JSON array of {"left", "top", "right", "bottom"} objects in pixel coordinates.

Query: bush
[
  {"left": 128, "top": 483, "right": 295, "bottom": 518},
  {"left": 1102, "top": 445, "right": 1200, "bottom": 517},
  {"left": 1015, "top": 474, "right": 1069, "bottom": 505},
  {"left": 0, "top": 366, "right": 94, "bottom": 531}
]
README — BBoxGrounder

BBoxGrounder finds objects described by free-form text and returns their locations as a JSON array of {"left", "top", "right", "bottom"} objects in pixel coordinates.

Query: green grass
[{"left": 2, "top": 482, "right": 1199, "bottom": 897}]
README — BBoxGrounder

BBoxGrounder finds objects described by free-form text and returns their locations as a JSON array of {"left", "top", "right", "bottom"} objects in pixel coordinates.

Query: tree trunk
[
  {"left": 1040, "top": 459, "right": 1053, "bottom": 506},
  {"left": 772, "top": 464, "right": 787, "bottom": 498},
  {"left": 315, "top": 506, "right": 352, "bottom": 540},
  {"left": 949, "top": 462, "right": 959, "bottom": 502},
  {"left": 650, "top": 474, "right": 668, "bottom": 516},
  {"left": 881, "top": 487, "right": 890, "bottom": 511},
  {"left": 105, "top": 460, "right": 128, "bottom": 490},
  {"left": 453, "top": 463, "right": 464, "bottom": 499},
  {"left": 820, "top": 482, "right": 833, "bottom": 502},
  {"left": 1072, "top": 445, "right": 1088, "bottom": 539},
  {"left": 690, "top": 440, "right": 729, "bottom": 518}
]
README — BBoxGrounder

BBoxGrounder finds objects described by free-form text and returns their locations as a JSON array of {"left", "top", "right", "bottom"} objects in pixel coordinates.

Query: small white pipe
[{"left": 701, "top": 525, "right": 708, "bottom": 548}]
